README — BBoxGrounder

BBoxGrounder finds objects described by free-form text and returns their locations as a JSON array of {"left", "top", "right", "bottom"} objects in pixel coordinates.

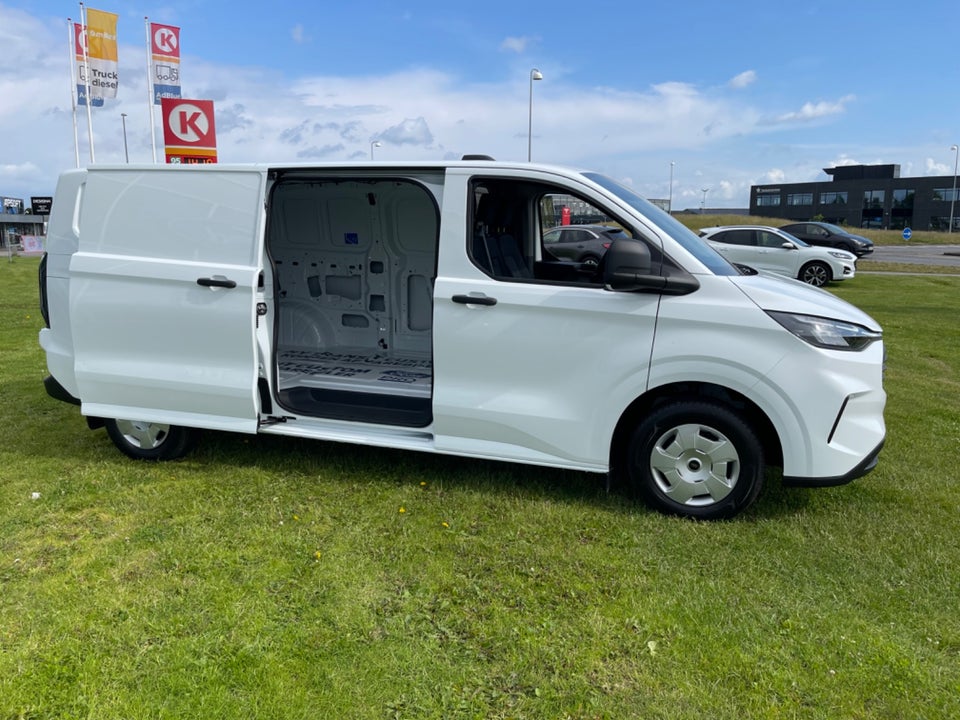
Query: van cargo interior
[{"left": 267, "top": 178, "right": 438, "bottom": 426}]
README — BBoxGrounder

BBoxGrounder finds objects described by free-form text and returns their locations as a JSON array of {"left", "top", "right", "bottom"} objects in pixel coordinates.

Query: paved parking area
[{"left": 861, "top": 244, "right": 960, "bottom": 268}]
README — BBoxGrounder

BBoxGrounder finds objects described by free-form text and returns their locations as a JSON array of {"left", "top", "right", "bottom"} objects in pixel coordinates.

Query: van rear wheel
[
  {"left": 626, "top": 401, "right": 764, "bottom": 520},
  {"left": 105, "top": 419, "right": 200, "bottom": 461}
]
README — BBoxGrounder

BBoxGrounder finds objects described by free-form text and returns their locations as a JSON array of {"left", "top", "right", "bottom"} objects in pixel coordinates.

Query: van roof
[{"left": 79, "top": 159, "right": 588, "bottom": 174}]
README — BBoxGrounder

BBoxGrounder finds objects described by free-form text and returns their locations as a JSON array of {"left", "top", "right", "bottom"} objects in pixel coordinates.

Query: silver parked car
[{"left": 699, "top": 225, "right": 856, "bottom": 287}]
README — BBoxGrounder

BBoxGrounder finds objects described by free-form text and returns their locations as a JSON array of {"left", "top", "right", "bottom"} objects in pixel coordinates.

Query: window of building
[
  {"left": 930, "top": 216, "right": 960, "bottom": 231},
  {"left": 892, "top": 189, "right": 915, "bottom": 208},
  {"left": 756, "top": 194, "right": 780, "bottom": 207},
  {"left": 786, "top": 193, "right": 812, "bottom": 206},
  {"left": 933, "top": 188, "right": 960, "bottom": 202},
  {"left": 863, "top": 190, "right": 885, "bottom": 209},
  {"left": 819, "top": 191, "right": 848, "bottom": 205}
]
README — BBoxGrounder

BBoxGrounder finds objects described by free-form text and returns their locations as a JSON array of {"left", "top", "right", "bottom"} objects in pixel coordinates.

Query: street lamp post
[
  {"left": 668, "top": 161, "right": 675, "bottom": 214},
  {"left": 370, "top": 140, "right": 381, "bottom": 160},
  {"left": 950, "top": 144, "right": 959, "bottom": 234},
  {"left": 701, "top": 187, "right": 710, "bottom": 214},
  {"left": 528, "top": 68, "right": 543, "bottom": 162},
  {"left": 120, "top": 112, "right": 129, "bottom": 163}
]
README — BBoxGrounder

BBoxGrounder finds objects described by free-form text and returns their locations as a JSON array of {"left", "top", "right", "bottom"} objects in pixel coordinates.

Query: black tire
[
  {"left": 625, "top": 401, "right": 764, "bottom": 520},
  {"left": 580, "top": 254, "right": 601, "bottom": 269},
  {"left": 799, "top": 261, "right": 831, "bottom": 287},
  {"left": 105, "top": 418, "right": 200, "bottom": 461}
]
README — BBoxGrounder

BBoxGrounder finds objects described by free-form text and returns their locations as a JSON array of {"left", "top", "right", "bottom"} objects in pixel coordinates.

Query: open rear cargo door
[{"left": 70, "top": 167, "right": 266, "bottom": 433}]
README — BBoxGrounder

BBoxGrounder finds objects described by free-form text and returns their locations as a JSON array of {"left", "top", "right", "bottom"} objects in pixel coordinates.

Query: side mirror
[
  {"left": 602, "top": 239, "right": 699, "bottom": 295},
  {"left": 602, "top": 239, "right": 652, "bottom": 291},
  {"left": 781, "top": 242, "right": 796, "bottom": 250}
]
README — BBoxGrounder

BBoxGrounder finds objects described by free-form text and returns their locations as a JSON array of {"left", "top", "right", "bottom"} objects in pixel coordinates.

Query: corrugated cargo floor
[{"left": 278, "top": 348, "right": 432, "bottom": 398}]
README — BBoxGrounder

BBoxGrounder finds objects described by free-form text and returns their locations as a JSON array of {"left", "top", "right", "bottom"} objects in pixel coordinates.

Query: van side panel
[
  {"left": 431, "top": 169, "right": 658, "bottom": 470},
  {"left": 69, "top": 168, "right": 265, "bottom": 432}
]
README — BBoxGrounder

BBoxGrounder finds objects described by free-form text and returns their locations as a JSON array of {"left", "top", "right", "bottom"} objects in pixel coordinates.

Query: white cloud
[
  {"left": 826, "top": 155, "right": 861, "bottom": 168},
  {"left": 728, "top": 70, "right": 757, "bottom": 89},
  {"left": 500, "top": 36, "right": 533, "bottom": 53},
  {"left": 925, "top": 157, "right": 952, "bottom": 175},
  {"left": 772, "top": 95, "right": 855, "bottom": 124},
  {"left": 291, "top": 24, "right": 307, "bottom": 44},
  {"left": 376, "top": 117, "right": 434, "bottom": 146}
]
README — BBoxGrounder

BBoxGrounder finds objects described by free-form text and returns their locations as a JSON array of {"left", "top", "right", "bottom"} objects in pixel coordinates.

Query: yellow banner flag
[
  {"left": 86, "top": 8, "right": 118, "bottom": 60},
  {"left": 84, "top": 8, "right": 119, "bottom": 98}
]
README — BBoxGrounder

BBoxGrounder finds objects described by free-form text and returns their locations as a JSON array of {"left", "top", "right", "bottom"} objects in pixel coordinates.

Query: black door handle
[
  {"left": 452, "top": 294, "right": 497, "bottom": 306},
  {"left": 197, "top": 277, "right": 237, "bottom": 289}
]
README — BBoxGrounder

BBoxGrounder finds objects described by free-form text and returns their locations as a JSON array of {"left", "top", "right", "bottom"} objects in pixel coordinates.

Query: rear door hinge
[
  {"left": 256, "top": 302, "right": 268, "bottom": 327},
  {"left": 259, "top": 415, "right": 293, "bottom": 427}
]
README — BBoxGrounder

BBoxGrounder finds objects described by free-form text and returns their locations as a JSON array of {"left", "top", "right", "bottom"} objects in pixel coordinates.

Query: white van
[{"left": 39, "top": 160, "right": 886, "bottom": 519}]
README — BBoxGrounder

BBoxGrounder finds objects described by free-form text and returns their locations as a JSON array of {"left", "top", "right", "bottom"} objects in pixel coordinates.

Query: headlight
[
  {"left": 766, "top": 311, "right": 882, "bottom": 351},
  {"left": 828, "top": 250, "right": 855, "bottom": 260}
]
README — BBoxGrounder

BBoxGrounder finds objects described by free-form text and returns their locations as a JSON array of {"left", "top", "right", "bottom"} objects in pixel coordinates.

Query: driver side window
[{"left": 469, "top": 179, "right": 646, "bottom": 287}]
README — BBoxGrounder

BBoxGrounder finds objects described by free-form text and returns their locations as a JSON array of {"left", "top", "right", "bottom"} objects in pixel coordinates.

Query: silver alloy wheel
[
  {"left": 649, "top": 423, "right": 740, "bottom": 507},
  {"left": 114, "top": 419, "right": 171, "bottom": 449},
  {"left": 801, "top": 263, "right": 830, "bottom": 286}
]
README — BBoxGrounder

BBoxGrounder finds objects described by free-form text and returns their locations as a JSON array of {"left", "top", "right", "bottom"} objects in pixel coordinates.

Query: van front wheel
[
  {"left": 626, "top": 402, "right": 764, "bottom": 520},
  {"left": 105, "top": 419, "right": 200, "bottom": 461}
]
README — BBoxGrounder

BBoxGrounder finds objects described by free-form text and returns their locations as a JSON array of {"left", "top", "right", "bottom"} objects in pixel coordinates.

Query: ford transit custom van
[{"left": 39, "top": 160, "right": 885, "bottom": 519}]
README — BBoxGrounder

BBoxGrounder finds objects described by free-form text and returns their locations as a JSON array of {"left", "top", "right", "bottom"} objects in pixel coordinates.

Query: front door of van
[
  {"left": 431, "top": 170, "right": 661, "bottom": 471},
  {"left": 70, "top": 169, "right": 265, "bottom": 433}
]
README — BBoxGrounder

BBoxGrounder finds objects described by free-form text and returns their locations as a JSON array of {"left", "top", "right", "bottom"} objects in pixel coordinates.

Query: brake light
[
  {"left": 38, "top": 253, "right": 50, "bottom": 328},
  {"left": 602, "top": 242, "right": 611, "bottom": 249}
]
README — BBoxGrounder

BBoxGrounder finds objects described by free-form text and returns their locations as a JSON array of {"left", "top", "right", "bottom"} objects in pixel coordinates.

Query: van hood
[{"left": 730, "top": 274, "right": 881, "bottom": 332}]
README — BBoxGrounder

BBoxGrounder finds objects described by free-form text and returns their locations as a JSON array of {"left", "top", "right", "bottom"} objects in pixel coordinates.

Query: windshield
[{"left": 583, "top": 172, "right": 738, "bottom": 276}]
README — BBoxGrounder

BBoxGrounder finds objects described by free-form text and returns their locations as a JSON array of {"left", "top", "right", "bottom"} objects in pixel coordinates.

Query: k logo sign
[
  {"left": 161, "top": 98, "right": 217, "bottom": 163},
  {"left": 152, "top": 24, "right": 180, "bottom": 57},
  {"left": 73, "top": 23, "right": 88, "bottom": 55},
  {"left": 169, "top": 103, "right": 210, "bottom": 143}
]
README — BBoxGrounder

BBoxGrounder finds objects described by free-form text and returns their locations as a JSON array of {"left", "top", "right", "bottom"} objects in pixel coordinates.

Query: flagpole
[
  {"left": 145, "top": 16, "right": 158, "bottom": 163},
  {"left": 67, "top": 18, "right": 80, "bottom": 168},
  {"left": 80, "top": 2, "right": 95, "bottom": 162}
]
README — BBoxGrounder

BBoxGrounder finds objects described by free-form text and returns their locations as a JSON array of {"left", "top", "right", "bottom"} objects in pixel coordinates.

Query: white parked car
[
  {"left": 699, "top": 225, "right": 856, "bottom": 287},
  {"left": 38, "top": 160, "right": 885, "bottom": 520}
]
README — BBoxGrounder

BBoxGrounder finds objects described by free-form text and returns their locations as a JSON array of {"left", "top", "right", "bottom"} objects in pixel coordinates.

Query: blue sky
[{"left": 1, "top": 0, "right": 959, "bottom": 208}]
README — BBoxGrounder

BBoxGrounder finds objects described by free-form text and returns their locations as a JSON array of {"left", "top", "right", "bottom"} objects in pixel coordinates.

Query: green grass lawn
[{"left": 2, "top": 257, "right": 959, "bottom": 718}]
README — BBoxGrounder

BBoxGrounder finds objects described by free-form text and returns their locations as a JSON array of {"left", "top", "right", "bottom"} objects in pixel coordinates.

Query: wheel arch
[
  {"left": 799, "top": 259, "right": 833, "bottom": 285},
  {"left": 609, "top": 381, "right": 783, "bottom": 485}
]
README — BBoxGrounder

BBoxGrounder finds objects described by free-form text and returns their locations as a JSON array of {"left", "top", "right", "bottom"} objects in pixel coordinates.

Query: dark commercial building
[{"left": 750, "top": 164, "right": 960, "bottom": 232}]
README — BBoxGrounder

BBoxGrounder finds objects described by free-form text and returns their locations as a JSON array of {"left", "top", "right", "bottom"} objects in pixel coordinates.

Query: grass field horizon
[{"left": 2, "top": 256, "right": 959, "bottom": 718}]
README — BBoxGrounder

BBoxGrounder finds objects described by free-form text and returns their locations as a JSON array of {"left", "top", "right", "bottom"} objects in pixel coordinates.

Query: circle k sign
[
  {"left": 152, "top": 24, "right": 180, "bottom": 56},
  {"left": 161, "top": 99, "right": 217, "bottom": 149}
]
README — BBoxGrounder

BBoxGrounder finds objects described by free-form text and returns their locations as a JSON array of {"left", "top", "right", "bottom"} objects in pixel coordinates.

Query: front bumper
[{"left": 783, "top": 437, "right": 884, "bottom": 487}]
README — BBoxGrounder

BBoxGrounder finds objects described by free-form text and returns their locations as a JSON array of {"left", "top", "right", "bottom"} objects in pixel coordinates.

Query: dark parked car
[
  {"left": 779, "top": 222, "right": 874, "bottom": 256},
  {"left": 542, "top": 224, "right": 629, "bottom": 267}
]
